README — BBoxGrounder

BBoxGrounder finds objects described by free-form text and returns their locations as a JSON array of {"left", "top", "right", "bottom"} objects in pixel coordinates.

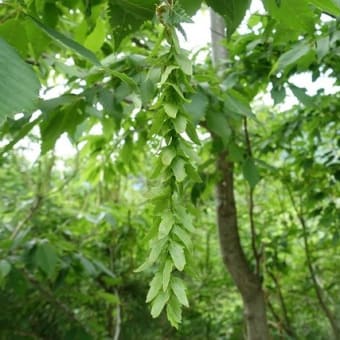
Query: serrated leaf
[
  {"left": 163, "top": 260, "right": 173, "bottom": 291},
  {"left": 242, "top": 158, "right": 260, "bottom": 188},
  {"left": 150, "top": 237, "right": 168, "bottom": 262},
  {"left": 174, "top": 115, "right": 187, "bottom": 133},
  {"left": 34, "top": 242, "right": 58, "bottom": 277},
  {"left": 171, "top": 277, "right": 189, "bottom": 307},
  {"left": 84, "top": 18, "right": 106, "bottom": 52},
  {"left": 166, "top": 296, "right": 182, "bottom": 328},
  {"left": 172, "top": 158, "right": 186, "bottom": 182},
  {"left": 173, "top": 225, "right": 192, "bottom": 250},
  {"left": 206, "top": 0, "right": 251, "bottom": 37},
  {"left": 159, "top": 212, "right": 175, "bottom": 238},
  {"left": 164, "top": 103, "right": 178, "bottom": 118},
  {"left": 161, "top": 147, "right": 177, "bottom": 166},
  {"left": 151, "top": 290, "right": 170, "bottom": 318},
  {"left": 0, "top": 38, "right": 40, "bottom": 123},
  {"left": 29, "top": 15, "right": 101, "bottom": 66},
  {"left": 146, "top": 273, "right": 163, "bottom": 303},
  {"left": 169, "top": 242, "right": 186, "bottom": 271}
]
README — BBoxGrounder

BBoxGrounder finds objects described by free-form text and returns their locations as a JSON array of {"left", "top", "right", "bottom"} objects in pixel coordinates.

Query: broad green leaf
[
  {"left": 262, "top": 0, "right": 315, "bottom": 40},
  {"left": 84, "top": 18, "right": 107, "bottom": 52},
  {"left": 224, "top": 90, "right": 252, "bottom": 116},
  {"left": 150, "top": 237, "right": 168, "bottom": 262},
  {"left": 206, "top": 111, "right": 231, "bottom": 145},
  {"left": 0, "top": 260, "right": 11, "bottom": 279},
  {"left": 108, "top": 0, "right": 156, "bottom": 48},
  {"left": 164, "top": 103, "right": 178, "bottom": 118},
  {"left": 308, "top": 0, "right": 340, "bottom": 17},
  {"left": 175, "top": 206, "right": 194, "bottom": 232},
  {"left": 161, "top": 147, "right": 177, "bottom": 166},
  {"left": 151, "top": 290, "right": 170, "bottom": 318},
  {"left": 173, "top": 115, "right": 187, "bottom": 133},
  {"left": 183, "top": 90, "right": 209, "bottom": 123},
  {"left": 34, "top": 242, "right": 58, "bottom": 277},
  {"left": 146, "top": 273, "right": 163, "bottom": 302},
  {"left": 175, "top": 53, "right": 192, "bottom": 75},
  {"left": 289, "top": 84, "right": 313, "bottom": 106},
  {"left": 159, "top": 211, "right": 175, "bottom": 238},
  {"left": 29, "top": 15, "right": 101, "bottom": 66},
  {"left": 77, "top": 254, "right": 97, "bottom": 276},
  {"left": 316, "top": 36, "right": 330, "bottom": 61},
  {"left": 173, "top": 225, "right": 192, "bottom": 250},
  {"left": 171, "top": 277, "right": 189, "bottom": 307},
  {"left": 163, "top": 260, "right": 173, "bottom": 291},
  {"left": 242, "top": 158, "right": 260, "bottom": 188},
  {"left": 166, "top": 296, "right": 182, "bottom": 328},
  {"left": 179, "top": 0, "right": 202, "bottom": 15},
  {"left": 271, "top": 43, "right": 312, "bottom": 74},
  {"left": 0, "top": 38, "right": 40, "bottom": 123},
  {"left": 206, "top": 0, "right": 251, "bottom": 37},
  {"left": 172, "top": 158, "right": 187, "bottom": 182},
  {"left": 271, "top": 85, "right": 286, "bottom": 105},
  {"left": 169, "top": 242, "right": 186, "bottom": 271}
]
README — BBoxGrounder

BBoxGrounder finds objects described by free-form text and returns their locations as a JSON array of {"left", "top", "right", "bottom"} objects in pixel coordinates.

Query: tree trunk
[{"left": 210, "top": 11, "right": 270, "bottom": 340}]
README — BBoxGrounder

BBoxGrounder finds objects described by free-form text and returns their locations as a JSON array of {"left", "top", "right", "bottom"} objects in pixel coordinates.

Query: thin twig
[{"left": 243, "top": 117, "right": 260, "bottom": 276}]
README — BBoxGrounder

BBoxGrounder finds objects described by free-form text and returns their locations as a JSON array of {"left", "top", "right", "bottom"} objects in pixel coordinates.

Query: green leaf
[
  {"left": 161, "top": 147, "right": 177, "bottom": 166},
  {"left": 34, "top": 241, "right": 58, "bottom": 277},
  {"left": 163, "top": 260, "right": 173, "bottom": 291},
  {"left": 84, "top": 18, "right": 106, "bottom": 52},
  {"left": 271, "top": 43, "right": 312, "bottom": 74},
  {"left": 109, "top": 70, "right": 138, "bottom": 90},
  {"left": 0, "top": 260, "right": 11, "bottom": 280},
  {"left": 151, "top": 290, "right": 170, "bottom": 318},
  {"left": 183, "top": 90, "right": 209, "bottom": 123},
  {"left": 206, "top": 111, "right": 231, "bottom": 145},
  {"left": 150, "top": 237, "right": 168, "bottom": 262},
  {"left": 262, "top": 0, "right": 315, "bottom": 40},
  {"left": 175, "top": 206, "right": 194, "bottom": 232},
  {"left": 159, "top": 211, "right": 175, "bottom": 238},
  {"left": 160, "top": 66, "right": 178, "bottom": 85},
  {"left": 175, "top": 53, "right": 192, "bottom": 76},
  {"left": 164, "top": 103, "right": 178, "bottom": 118},
  {"left": 169, "top": 242, "right": 186, "bottom": 271},
  {"left": 0, "top": 38, "right": 40, "bottom": 123},
  {"left": 242, "top": 158, "right": 260, "bottom": 188},
  {"left": 172, "top": 158, "right": 187, "bottom": 182},
  {"left": 173, "top": 225, "right": 192, "bottom": 250},
  {"left": 171, "top": 277, "right": 189, "bottom": 307},
  {"left": 206, "top": 0, "right": 251, "bottom": 37},
  {"left": 288, "top": 84, "right": 313, "bottom": 106},
  {"left": 28, "top": 15, "right": 101, "bottom": 66},
  {"left": 308, "top": 0, "right": 340, "bottom": 17},
  {"left": 166, "top": 295, "right": 182, "bottom": 328},
  {"left": 224, "top": 90, "right": 252, "bottom": 116},
  {"left": 179, "top": 0, "right": 202, "bottom": 15},
  {"left": 92, "top": 260, "right": 116, "bottom": 279},
  {"left": 108, "top": 0, "right": 156, "bottom": 48},
  {"left": 173, "top": 115, "right": 187, "bottom": 133},
  {"left": 146, "top": 273, "right": 163, "bottom": 303},
  {"left": 186, "top": 121, "right": 201, "bottom": 145}
]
